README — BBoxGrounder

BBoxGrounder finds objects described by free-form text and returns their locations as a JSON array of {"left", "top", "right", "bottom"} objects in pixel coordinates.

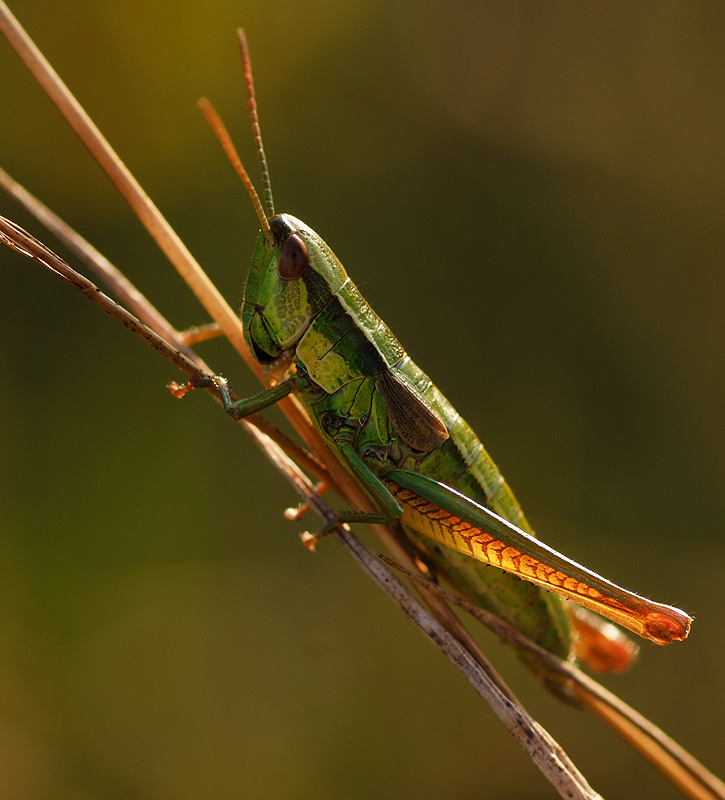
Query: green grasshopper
[{"left": 192, "top": 34, "right": 692, "bottom": 698}]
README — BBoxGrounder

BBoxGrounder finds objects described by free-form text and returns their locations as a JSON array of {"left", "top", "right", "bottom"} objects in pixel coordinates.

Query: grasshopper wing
[{"left": 375, "top": 369, "right": 449, "bottom": 452}]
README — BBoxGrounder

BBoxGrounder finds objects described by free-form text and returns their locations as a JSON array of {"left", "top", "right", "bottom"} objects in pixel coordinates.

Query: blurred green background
[{"left": 1, "top": 1, "right": 724, "bottom": 797}]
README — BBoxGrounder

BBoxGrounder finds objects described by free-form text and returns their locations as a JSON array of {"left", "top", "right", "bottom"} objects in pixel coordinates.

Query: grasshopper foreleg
[{"left": 193, "top": 373, "right": 297, "bottom": 419}]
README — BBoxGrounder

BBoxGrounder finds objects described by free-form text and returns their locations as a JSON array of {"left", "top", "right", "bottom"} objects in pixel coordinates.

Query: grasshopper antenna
[
  {"left": 197, "top": 28, "right": 276, "bottom": 242},
  {"left": 237, "top": 28, "right": 275, "bottom": 220},
  {"left": 198, "top": 97, "right": 272, "bottom": 242}
]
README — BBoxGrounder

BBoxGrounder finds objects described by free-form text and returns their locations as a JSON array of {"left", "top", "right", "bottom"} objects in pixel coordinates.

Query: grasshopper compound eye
[{"left": 278, "top": 233, "right": 309, "bottom": 279}]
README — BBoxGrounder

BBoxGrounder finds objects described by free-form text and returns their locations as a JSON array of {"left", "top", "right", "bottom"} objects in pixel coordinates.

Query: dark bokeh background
[{"left": 1, "top": 2, "right": 723, "bottom": 798}]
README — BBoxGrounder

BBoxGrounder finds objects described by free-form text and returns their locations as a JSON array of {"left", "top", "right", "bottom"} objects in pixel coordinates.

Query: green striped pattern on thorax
[{"left": 295, "top": 280, "right": 405, "bottom": 393}]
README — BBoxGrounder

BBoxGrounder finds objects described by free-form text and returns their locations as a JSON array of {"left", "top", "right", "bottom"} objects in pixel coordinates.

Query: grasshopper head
[{"left": 242, "top": 214, "right": 348, "bottom": 363}]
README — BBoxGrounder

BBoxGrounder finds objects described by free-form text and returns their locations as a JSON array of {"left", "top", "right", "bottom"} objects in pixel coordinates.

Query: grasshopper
[{"left": 187, "top": 40, "right": 690, "bottom": 701}]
